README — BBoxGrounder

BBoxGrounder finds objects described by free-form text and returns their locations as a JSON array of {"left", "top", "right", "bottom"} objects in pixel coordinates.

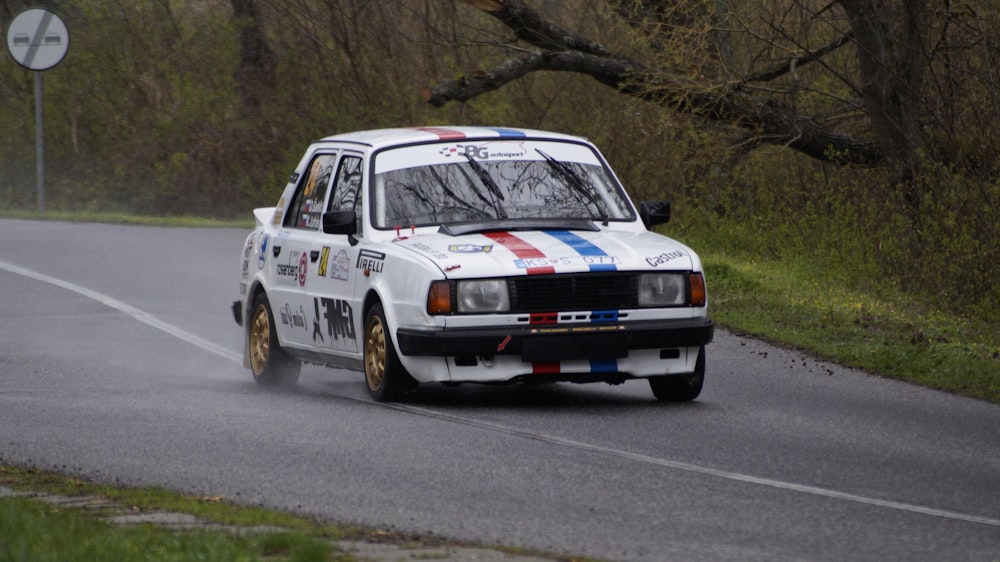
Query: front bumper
[{"left": 396, "top": 317, "right": 713, "bottom": 362}]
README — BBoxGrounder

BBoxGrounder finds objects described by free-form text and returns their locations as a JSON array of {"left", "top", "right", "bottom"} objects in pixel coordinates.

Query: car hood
[{"left": 393, "top": 228, "right": 698, "bottom": 278}]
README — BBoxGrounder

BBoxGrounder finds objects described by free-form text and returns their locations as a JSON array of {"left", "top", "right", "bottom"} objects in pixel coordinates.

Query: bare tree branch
[
  {"left": 433, "top": 0, "right": 883, "bottom": 167},
  {"left": 460, "top": 0, "right": 610, "bottom": 55},
  {"left": 743, "top": 31, "right": 855, "bottom": 84}
]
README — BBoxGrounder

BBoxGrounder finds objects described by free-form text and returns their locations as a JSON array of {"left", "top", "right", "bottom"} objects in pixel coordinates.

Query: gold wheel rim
[
  {"left": 249, "top": 303, "right": 270, "bottom": 376},
  {"left": 365, "top": 316, "right": 386, "bottom": 392}
]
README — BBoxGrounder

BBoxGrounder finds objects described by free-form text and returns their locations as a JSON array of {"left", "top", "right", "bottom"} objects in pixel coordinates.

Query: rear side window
[{"left": 285, "top": 154, "right": 337, "bottom": 230}]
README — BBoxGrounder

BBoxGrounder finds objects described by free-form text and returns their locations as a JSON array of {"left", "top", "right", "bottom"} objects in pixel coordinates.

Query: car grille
[{"left": 507, "top": 273, "right": 640, "bottom": 312}]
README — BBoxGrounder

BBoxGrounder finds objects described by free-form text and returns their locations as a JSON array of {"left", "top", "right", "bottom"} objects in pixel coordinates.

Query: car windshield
[{"left": 371, "top": 140, "right": 634, "bottom": 229}]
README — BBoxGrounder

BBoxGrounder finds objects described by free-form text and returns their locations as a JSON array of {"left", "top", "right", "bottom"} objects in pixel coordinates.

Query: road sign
[
  {"left": 5, "top": 9, "right": 70, "bottom": 212},
  {"left": 6, "top": 8, "right": 69, "bottom": 71}
]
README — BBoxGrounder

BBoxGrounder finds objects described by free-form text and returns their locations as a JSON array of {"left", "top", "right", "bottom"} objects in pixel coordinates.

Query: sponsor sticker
[
  {"left": 407, "top": 241, "right": 449, "bottom": 260},
  {"left": 331, "top": 249, "right": 350, "bottom": 281},
  {"left": 449, "top": 244, "right": 493, "bottom": 253},
  {"left": 317, "top": 246, "right": 331, "bottom": 277},
  {"left": 437, "top": 143, "right": 528, "bottom": 160},
  {"left": 275, "top": 250, "right": 305, "bottom": 286},
  {"left": 313, "top": 297, "right": 358, "bottom": 352},
  {"left": 645, "top": 250, "right": 687, "bottom": 267},
  {"left": 297, "top": 252, "right": 308, "bottom": 287},
  {"left": 257, "top": 233, "right": 269, "bottom": 269},
  {"left": 241, "top": 237, "right": 253, "bottom": 279},
  {"left": 279, "top": 303, "right": 308, "bottom": 331},
  {"left": 356, "top": 249, "right": 385, "bottom": 273},
  {"left": 514, "top": 255, "right": 618, "bottom": 269}
]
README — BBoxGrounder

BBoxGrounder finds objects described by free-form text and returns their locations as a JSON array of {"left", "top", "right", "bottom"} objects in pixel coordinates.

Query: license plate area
[{"left": 522, "top": 332, "right": 628, "bottom": 362}]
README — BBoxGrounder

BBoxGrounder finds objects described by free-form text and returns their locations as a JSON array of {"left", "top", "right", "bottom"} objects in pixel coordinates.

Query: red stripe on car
[
  {"left": 530, "top": 312, "right": 558, "bottom": 324},
  {"left": 533, "top": 362, "right": 560, "bottom": 375},
  {"left": 415, "top": 127, "right": 467, "bottom": 140},
  {"left": 482, "top": 231, "right": 556, "bottom": 275}
]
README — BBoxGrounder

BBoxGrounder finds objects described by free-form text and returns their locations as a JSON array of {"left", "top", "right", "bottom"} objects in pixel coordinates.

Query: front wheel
[
  {"left": 364, "top": 303, "right": 416, "bottom": 401},
  {"left": 649, "top": 346, "right": 705, "bottom": 402},
  {"left": 248, "top": 292, "right": 301, "bottom": 386}
]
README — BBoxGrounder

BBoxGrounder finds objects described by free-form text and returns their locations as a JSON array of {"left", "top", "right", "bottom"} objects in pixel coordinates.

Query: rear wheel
[
  {"left": 248, "top": 292, "right": 300, "bottom": 386},
  {"left": 364, "top": 303, "right": 416, "bottom": 401},
  {"left": 649, "top": 346, "right": 705, "bottom": 402}
]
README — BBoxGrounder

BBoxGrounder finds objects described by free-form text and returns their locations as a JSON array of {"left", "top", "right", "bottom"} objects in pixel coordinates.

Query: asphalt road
[{"left": 1, "top": 218, "right": 998, "bottom": 561}]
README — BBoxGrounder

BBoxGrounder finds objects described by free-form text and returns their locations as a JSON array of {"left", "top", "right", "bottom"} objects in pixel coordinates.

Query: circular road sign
[{"left": 6, "top": 9, "right": 69, "bottom": 71}]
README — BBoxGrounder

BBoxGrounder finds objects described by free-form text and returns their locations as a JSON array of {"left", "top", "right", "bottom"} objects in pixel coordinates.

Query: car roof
[{"left": 315, "top": 126, "right": 589, "bottom": 151}]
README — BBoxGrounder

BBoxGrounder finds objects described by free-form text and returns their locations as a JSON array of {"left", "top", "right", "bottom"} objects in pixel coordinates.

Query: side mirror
[
  {"left": 639, "top": 201, "right": 671, "bottom": 228},
  {"left": 322, "top": 210, "right": 357, "bottom": 235}
]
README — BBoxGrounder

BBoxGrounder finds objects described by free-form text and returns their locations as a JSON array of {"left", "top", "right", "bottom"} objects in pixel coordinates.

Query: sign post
[{"left": 5, "top": 8, "right": 70, "bottom": 213}]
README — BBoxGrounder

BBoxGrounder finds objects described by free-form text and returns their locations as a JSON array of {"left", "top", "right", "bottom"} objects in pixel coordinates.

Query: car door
[
  {"left": 305, "top": 152, "right": 365, "bottom": 358},
  {"left": 270, "top": 151, "right": 338, "bottom": 350}
]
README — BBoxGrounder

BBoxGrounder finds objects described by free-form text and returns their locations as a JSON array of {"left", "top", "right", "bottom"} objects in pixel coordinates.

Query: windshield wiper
[
  {"left": 536, "top": 149, "right": 609, "bottom": 225},
  {"left": 462, "top": 153, "right": 508, "bottom": 220}
]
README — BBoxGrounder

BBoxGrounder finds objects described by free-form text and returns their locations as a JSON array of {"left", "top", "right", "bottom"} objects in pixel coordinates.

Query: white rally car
[{"left": 232, "top": 127, "right": 713, "bottom": 401}]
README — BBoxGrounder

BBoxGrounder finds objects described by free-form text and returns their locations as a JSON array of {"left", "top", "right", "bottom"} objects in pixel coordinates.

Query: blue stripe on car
[
  {"left": 483, "top": 127, "right": 527, "bottom": 138},
  {"left": 543, "top": 230, "right": 618, "bottom": 271},
  {"left": 590, "top": 359, "right": 618, "bottom": 373},
  {"left": 590, "top": 310, "right": 619, "bottom": 323}
]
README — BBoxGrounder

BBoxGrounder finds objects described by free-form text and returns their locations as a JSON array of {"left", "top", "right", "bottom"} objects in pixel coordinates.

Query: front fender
[{"left": 359, "top": 249, "right": 444, "bottom": 363}]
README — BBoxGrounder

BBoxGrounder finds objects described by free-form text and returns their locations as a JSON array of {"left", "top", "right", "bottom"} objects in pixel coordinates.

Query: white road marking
[
  {"left": 383, "top": 403, "right": 1000, "bottom": 527},
  {"left": 4, "top": 259, "right": 998, "bottom": 528},
  {"left": 0, "top": 260, "right": 242, "bottom": 364}
]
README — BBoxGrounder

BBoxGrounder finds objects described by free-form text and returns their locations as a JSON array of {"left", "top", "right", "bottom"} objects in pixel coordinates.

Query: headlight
[
  {"left": 638, "top": 273, "right": 686, "bottom": 306},
  {"left": 456, "top": 279, "right": 509, "bottom": 313}
]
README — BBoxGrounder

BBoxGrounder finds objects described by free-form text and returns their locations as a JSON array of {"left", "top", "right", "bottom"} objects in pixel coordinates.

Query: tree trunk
[
  {"left": 838, "top": 0, "right": 930, "bottom": 183},
  {"left": 232, "top": 0, "right": 276, "bottom": 111}
]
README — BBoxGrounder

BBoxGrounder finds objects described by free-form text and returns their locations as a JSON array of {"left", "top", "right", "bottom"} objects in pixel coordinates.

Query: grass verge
[
  {"left": 701, "top": 251, "right": 1000, "bottom": 403},
  {"left": 1, "top": 496, "right": 336, "bottom": 562},
  {"left": 0, "top": 466, "right": 578, "bottom": 562},
  {"left": 0, "top": 466, "right": 348, "bottom": 562}
]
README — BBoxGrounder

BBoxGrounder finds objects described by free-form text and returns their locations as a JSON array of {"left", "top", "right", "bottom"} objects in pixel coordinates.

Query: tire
[
  {"left": 364, "top": 303, "right": 416, "bottom": 401},
  {"left": 649, "top": 345, "right": 705, "bottom": 402},
  {"left": 248, "top": 292, "right": 301, "bottom": 386}
]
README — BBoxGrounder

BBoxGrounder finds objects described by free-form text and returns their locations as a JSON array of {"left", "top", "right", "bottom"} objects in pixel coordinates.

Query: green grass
[
  {"left": 0, "top": 496, "right": 337, "bottom": 562},
  {"left": 0, "top": 467, "right": 580, "bottom": 562},
  {"left": 701, "top": 252, "right": 1000, "bottom": 403},
  {"left": 3, "top": 468, "right": 325, "bottom": 533},
  {"left": 0, "top": 467, "right": 354, "bottom": 562}
]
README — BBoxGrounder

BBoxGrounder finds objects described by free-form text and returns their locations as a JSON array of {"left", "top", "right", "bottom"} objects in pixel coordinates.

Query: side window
[
  {"left": 328, "top": 155, "right": 364, "bottom": 234},
  {"left": 285, "top": 154, "right": 337, "bottom": 230}
]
